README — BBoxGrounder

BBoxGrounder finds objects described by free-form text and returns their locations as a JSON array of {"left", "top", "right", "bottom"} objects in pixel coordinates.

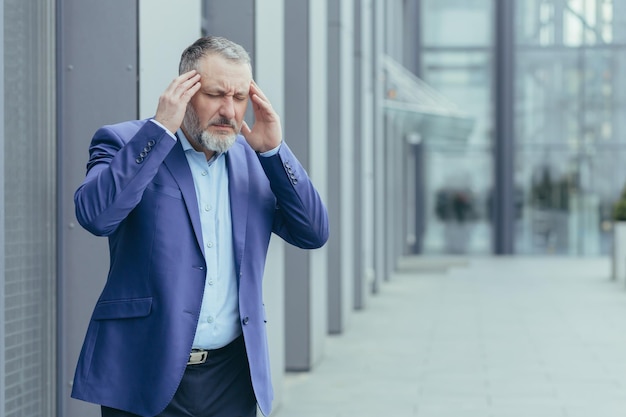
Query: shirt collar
[{"left": 177, "top": 129, "right": 225, "bottom": 165}]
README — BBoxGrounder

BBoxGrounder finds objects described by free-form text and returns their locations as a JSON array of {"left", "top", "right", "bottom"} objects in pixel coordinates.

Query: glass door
[{"left": 419, "top": 0, "right": 495, "bottom": 255}]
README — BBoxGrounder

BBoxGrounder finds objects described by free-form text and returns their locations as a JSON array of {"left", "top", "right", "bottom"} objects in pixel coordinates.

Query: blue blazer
[{"left": 70, "top": 119, "right": 328, "bottom": 416}]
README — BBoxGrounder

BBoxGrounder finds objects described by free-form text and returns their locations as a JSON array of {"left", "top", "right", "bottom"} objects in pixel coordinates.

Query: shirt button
[
  {"left": 207, "top": 316, "right": 214, "bottom": 323},
  {"left": 201, "top": 171, "right": 208, "bottom": 176},
  {"left": 204, "top": 204, "right": 211, "bottom": 212},
  {"left": 207, "top": 242, "right": 213, "bottom": 248},
  {"left": 208, "top": 279, "right": 214, "bottom": 286}
]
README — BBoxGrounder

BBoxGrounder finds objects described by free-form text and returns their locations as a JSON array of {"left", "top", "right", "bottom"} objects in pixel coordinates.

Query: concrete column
[
  {"left": 372, "top": 0, "right": 387, "bottom": 290},
  {"left": 284, "top": 0, "right": 329, "bottom": 371},
  {"left": 403, "top": 0, "right": 425, "bottom": 255},
  {"left": 385, "top": 0, "right": 406, "bottom": 268},
  {"left": 494, "top": 0, "right": 515, "bottom": 254},
  {"left": 353, "top": 0, "right": 376, "bottom": 306},
  {"left": 327, "top": 0, "right": 355, "bottom": 334},
  {"left": 0, "top": 0, "right": 5, "bottom": 412},
  {"left": 352, "top": 0, "right": 365, "bottom": 309},
  {"left": 254, "top": 0, "right": 286, "bottom": 407}
]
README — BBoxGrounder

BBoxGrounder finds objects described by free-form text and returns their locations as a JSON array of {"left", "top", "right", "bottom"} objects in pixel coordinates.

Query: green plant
[{"left": 613, "top": 187, "right": 626, "bottom": 221}]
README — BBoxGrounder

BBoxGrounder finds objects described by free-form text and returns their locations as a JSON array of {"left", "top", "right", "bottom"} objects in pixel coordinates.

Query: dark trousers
[{"left": 101, "top": 336, "right": 257, "bottom": 417}]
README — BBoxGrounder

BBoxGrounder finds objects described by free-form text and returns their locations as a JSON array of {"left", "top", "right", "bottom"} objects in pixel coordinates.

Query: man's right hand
[{"left": 154, "top": 70, "right": 201, "bottom": 134}]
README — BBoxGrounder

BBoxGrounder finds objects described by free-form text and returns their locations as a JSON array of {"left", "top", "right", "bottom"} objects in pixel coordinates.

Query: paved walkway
[{"left": 272, "top": 257, "right": 626, "bottom": 417}]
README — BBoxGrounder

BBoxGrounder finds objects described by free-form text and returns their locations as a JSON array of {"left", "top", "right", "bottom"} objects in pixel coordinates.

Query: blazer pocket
[
  {"left": 92, "top": 297, "right": 153, "bottom": 320},
  {"left": 146, "top": 182, "right": 182, "bottom": 199}
]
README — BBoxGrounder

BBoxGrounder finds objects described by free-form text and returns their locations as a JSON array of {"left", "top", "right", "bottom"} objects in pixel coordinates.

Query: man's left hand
[{"left": 241, "top": 80, "right": 283, "bottom": 153}]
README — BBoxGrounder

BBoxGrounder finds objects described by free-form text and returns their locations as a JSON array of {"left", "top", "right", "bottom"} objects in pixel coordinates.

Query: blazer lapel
[
  {"left": 163, "top": 139, "right": 205, "bottom": 255},
  {"left": 226, "top": 139, "right": 249, "bottom": 276}
]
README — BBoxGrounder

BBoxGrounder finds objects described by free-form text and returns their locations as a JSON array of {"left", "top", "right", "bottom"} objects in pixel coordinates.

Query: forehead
[{"left": 197, "top": 54, "right": 251, "bottom": 90}]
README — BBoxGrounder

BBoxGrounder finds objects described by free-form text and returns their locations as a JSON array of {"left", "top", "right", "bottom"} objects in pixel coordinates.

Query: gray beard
[
  {"left": 197, "top": 130, "right": 237, "bottom": 154},
  {"left": 182, "top": 108, "right": 238, "bottom": 154}
]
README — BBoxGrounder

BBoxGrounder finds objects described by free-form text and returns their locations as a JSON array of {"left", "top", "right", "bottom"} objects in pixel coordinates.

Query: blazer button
[{"left": 242, "top": 317, "right": 249, "bottom": 325}]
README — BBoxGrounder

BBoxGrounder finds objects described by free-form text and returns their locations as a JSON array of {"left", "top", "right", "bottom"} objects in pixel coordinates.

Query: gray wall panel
[
  {"left": 284, "top": 0, "right": 312, "bottom": 370},
  {"left": 327, "top": 0, "right": 356, "bottom": 333},
  {"left": 58, "top": 1, "right": 139, "bottom": 416},
  {"left": 203, "top": 0, "right": 255, "bottom": 59},
  {"left": 284, "top": 0, "right": 329, "bottom": 371},
  {"left": 353, "top": 0, "right": 365, "bottom": 309},
  {"left": 327, "top": 0, "right": 342, "bottom": 333},
  {"left": 203, "top": 0, "right": 255, "bottom": 123},
  {"left": 338, "top": 0, "right": 356, "bottom": 322},
  {"left": 0, "top": 0, "right": 5, "bottom": 411},
  {"left": 355, "top": 0, "right": 376, "bottom": 304},
  {"left": 372, "top": 0, "right": 386, "bottom": 290}
]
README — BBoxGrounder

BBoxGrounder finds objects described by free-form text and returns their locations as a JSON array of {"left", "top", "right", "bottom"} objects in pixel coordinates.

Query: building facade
[{"left": 2, "top": 1, "right": 624, "bottom": 416}]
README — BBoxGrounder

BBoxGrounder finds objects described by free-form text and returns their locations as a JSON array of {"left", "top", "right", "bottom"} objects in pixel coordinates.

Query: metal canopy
[{"left": 382, "top": 54, "right": 475, "bottom": 143}]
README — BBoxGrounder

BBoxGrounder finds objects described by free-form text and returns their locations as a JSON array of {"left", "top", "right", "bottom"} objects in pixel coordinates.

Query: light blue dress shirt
[
  {"left": 177, "top": 130, "right": 241, "bottom": 349},
  {"left": 151, "top": 120, "right": 280, "bottom": 349}
]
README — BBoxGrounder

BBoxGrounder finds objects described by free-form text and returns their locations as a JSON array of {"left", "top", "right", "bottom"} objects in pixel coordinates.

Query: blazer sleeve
[
  {"left": 74, "top": 121, "right": 176, "bottom": 236},
  {"left": 258, "top": 142, "right": 329, "bottom": 249}
]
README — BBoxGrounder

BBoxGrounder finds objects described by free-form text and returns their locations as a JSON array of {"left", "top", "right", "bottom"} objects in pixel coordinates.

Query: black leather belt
[{"left": 187, "top": 335, "right": 243, "bottom": 366}]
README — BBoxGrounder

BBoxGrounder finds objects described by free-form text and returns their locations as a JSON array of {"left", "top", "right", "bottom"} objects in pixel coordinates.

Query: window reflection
[
  {"left": 417, "top": 0, "right": 626, "bottom": 255},
  {"left": 515, "top": 0, "right": 626, "bottom": 255},
  {"left": 420, "top": 1, "right": 494, "bottom": 255}
]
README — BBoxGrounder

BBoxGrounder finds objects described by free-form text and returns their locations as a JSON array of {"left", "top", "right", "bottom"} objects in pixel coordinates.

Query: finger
[
  {"left": 179, "top": 69, "right": 198, "bottom": 82},
  {"left": 252, "top": 90, "right": 274, "bottom": 108},
  {"left": 250, "top": 94, "right": 275, "bottom": 118},
  {"left": 240, "top": 120, "right": 252, "bottom": 138},
  {"left": 168, "top": 70, "right": 197, "bottom": 89},
  {"left": 250, "top": 80, "right": 269, "bottom": 102},
  {"left": 183, "top": 80, "right": 202, "bottom": 100},
  {"left": 176, "top": 74, "right": 201, "bottom": 96},
  {"left": 164, "top": 72, "right": 199, "bottom": 99}
]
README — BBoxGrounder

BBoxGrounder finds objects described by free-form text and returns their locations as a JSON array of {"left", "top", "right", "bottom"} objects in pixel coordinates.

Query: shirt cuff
[
  {"left": 150, "top": 119, "right": 177, "bottom": 141},
  {"left": 258, "top": 143, "right": 282, "bottom": 157}
]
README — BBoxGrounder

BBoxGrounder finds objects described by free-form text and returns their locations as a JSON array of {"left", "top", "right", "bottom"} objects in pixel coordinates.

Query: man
[{"left": 71, "top": 36, "right": 329, "bottom": 417}]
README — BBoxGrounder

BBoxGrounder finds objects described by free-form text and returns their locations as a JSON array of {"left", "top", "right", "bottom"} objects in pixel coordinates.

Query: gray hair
[{"left": 179, "top": 36, "right": 251, "bottom": 74}]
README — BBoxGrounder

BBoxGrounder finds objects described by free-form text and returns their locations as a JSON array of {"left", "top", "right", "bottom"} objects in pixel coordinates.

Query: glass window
[
  {"left": 515, "top": 0, "right": 626, "bottom": 255},
  {"left": 423, "top": 0, "right": 493, "bottom": 47},
  {"left": 3, "top": 1, "right": 56, "bottom": 416},
  {"left": 419, "top": 2, "right": 494, "bottom": 255}
]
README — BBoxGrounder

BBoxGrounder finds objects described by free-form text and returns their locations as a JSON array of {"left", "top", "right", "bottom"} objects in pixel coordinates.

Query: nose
[{"left": 219, "top": 96, "right": 235, "bottom": 120}]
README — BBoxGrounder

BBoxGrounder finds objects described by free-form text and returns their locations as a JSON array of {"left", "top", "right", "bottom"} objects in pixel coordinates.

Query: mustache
[{"left": 208, "top": 118, "right": 237, "bottom": 130}]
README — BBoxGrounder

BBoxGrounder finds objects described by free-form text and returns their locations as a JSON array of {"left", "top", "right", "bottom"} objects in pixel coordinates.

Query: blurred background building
[{"left": 2, "top": 0, "right": 626, "bottom": 416}]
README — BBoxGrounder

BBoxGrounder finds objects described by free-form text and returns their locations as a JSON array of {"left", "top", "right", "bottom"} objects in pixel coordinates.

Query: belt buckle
[{"left": 188, "top": 349, "right": 208, "bottom": 365}]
